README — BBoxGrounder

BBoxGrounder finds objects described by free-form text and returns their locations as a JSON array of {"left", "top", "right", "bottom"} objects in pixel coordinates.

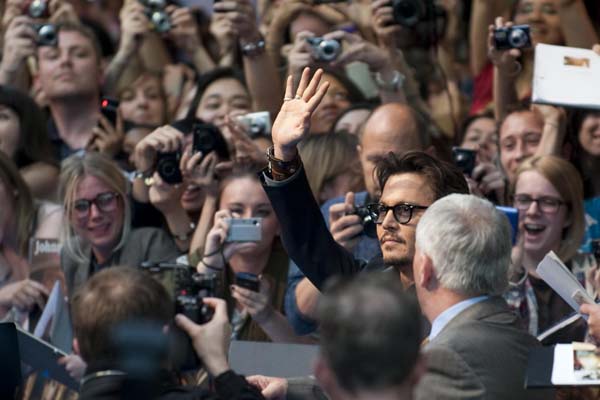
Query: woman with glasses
[
  {"left": 60, "top": 152, "right": 181, "bottom": 297},
  {"left": 505, "top": 155, "right": 593, "bottom": 342}
]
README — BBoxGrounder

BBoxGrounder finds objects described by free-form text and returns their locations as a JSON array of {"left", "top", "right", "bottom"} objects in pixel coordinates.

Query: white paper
[
  {"left": 532, "top": 44, "right": 600, "bottom": 110},
  {"left": 552, "top": 344, "right": 600, "bottom": 385},
  {"left": 536, "top": 251, "right": 595, "bottom": 315},
  {"left": 33, "top": 280, "right": 60, "bottom": 339}
]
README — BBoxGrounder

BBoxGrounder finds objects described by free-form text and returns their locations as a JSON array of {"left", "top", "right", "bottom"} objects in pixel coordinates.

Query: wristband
[
  {"left": 266, "top": 146, "right": 302, "bottom": 181},
  {"left": 241, "top": 36, "right": 266, "bottom": 58}
]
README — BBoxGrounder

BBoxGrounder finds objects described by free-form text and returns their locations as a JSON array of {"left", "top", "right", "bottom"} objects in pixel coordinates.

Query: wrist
[
  {"left": 273, "top": 144, "right": 298, "bottom": 162},
  {"left": 204, "top": 356, "right": 230, "bottom": 377}
]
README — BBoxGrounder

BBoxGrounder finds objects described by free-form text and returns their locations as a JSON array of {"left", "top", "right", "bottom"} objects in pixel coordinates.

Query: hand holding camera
[
  {"left": 87, "top": 98, "right": 125, "bottom": 158},
  {"left": 165, "top": 5, "right": 201, "bottom": 55},
  {"left": 175, "top": 297, "right": 231, "bottom": 376},
  {"left": 133, "top": 125, "right": 185, "bottom": 181},
  {"left": 119, "top": 0, "right": 152, "bottom": 57},
  {"left": 329, "top": 192, "right": 364, "bottom": 252},
  {"left": 213, "top": 0, "right": 260, "bottom": 42},
  {"left": 200, "top": 210, "right": 263, "bottom": 272},
  {"left": 0, "top": 16, "right": 38, "bottom": 76},
  {"left": 488, "top": 17, "right": 531, "bottom": 77},
  {"left": 231, "top": 275, "right": 274, "bottom": 324},
  {"left": 322, "top": 30, "right": 388, "bottom": 73}
]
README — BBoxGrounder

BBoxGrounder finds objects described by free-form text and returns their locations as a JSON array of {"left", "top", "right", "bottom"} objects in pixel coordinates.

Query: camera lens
[
  {"left": 509, "top": 29, "right": 527, "bottom": 48},
  {"left": 318, "top": 40, "right": 340, "bottom": 62},
  {"left": 393, "top": 0, "right": 420, "bottom": 27},
  {"left": 36, "top": 24, "right": 57, "bottom": 47},
  {"left": 151, "top": 11, "right": 171, "bottom": 32},
  {"left": 28, "top": 0, "right": 47, "bottom": 18},
  {"left": 156, "top": 152, "right": 182, "bottom": 184}
]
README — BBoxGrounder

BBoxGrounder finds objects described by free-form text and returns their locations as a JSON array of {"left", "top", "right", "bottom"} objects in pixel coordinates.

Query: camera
[
  {"left": 306, "top": 37, "right": 341, "bottom": 62},
  {"left": 139, "top": 0, "right": 171, "bottom": 33},
  {"left": 391, "top": 0, "right": 426, "bottom": 27},
  {"left": 24, "top": 0, "right": 50, "bottom": 19},
  {"left": 33, "top": 23, "right": 57, "bottom": 47},
  {"left": 156, "top": 152, "right": 183, "bottom": 185},
  {"left": 494, "top": 25, "right": 532, "bottom": 50},
  {"left": 225, "top": 218, "right": 262, "bottom": 242},
  {"left": 452, "top": 147, "right": 477, "bottom": 176},
  {"left": 236, "top": 111, "right": 271, "bottom": 138},
  {"left": 352, "top": 206, "right": 377, "bottom": 239},
  {"left": 174, "top": 269, "right": 218, "bottom": 325},
  {"left": 192, "top": 122, "right": 219, "bottom": 158}
]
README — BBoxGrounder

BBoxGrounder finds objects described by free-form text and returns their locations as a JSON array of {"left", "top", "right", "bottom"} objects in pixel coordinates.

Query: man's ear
[
  {"left": 73, "top": 338, "right": 80, "bottom": 356},
  {"left": 356, "top": 144, "right": 362, "bottom": 157},
  {"left": 314, "top": 355, "right": 344, "bottom": 399},
  {"left": 416, "top": 252, "right": 435, "bottom": 290}
]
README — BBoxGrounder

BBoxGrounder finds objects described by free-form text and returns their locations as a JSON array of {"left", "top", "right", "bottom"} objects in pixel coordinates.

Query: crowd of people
[{"left": 2, "top": 0, "right": 600, "bottom": 398}]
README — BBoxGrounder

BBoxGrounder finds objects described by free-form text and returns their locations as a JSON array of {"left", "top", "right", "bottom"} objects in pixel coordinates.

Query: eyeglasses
[
  {"left": 513, "top": 194, "right": 564, "bottom": 214},
  {"left": 72, "top": 192, "right": 120, "bottom": 219},
  {"left": 366, "top": 203, "right": 429, "bottom": 225}
]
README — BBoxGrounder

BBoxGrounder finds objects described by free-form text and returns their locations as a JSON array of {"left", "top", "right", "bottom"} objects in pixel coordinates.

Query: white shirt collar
[{"left": 428, "top": 296, "right": 489, "bottom": 341}]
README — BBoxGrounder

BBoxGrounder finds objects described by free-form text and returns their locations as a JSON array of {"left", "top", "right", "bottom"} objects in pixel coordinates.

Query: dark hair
[
  {"left": 566, "top": 108, "right": 600, "bottom": 198},
  {"left": 185, "top": 68, "right": 248, "bottom": 120},
  {"left": 318, "top": 273, "right": 421, "bottom": 393},
  {"left": 56, "top": 21, "right": 103, "bottom": 61},
  {"left": 320, "top": 67, "right": 365, "bottom": 105},
  {"left": 376, "top": 151, "right": 469, "bottom": 200},
  {"left": 71, "top": 267, "right": 172, "bottom": 365},
  {"left": 0, "top": 86, "right": 56, "bottom": 168},
  {"left": 455, "top": 110, "right": 495, "bottom": 147},
  {"left": 330, "top": 100, "right": 379, "bottom": 134}
]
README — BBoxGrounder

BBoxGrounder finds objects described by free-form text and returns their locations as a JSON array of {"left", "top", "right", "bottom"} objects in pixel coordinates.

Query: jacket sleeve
[
  {"left": 214, "top": 371, "right": 265, "bottom": 400},
  {"left": 261, "top": 168, "right": 365, "bottom": 290}
]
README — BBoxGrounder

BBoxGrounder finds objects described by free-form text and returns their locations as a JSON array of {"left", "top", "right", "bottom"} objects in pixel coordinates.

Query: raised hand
[
  {"left": 488, "top": 17, "right": 522, "bottom": 76},
  {"left": 271, "top": 68, "right": 329, "bottom": 161}
]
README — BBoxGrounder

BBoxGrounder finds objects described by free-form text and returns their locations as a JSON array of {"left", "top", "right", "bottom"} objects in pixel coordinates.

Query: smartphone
[
  {"left": 225, "top": 218, "right": 262, "bottom": 242},
  {"left": 100, "top": 97, "right": 119, "bottom": 127},
  {"left": 452, "top": 147, "right": 477, "bottom": 176},
  {"left": 496, "top": 206, "right": 518, "bottom": 246},
  {"left": 235, "top": 272, "right": 260, "bottom": 292}
]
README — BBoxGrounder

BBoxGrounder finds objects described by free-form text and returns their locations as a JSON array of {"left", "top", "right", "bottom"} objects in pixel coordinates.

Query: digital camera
[
  {"left": 237, "top": 111, "right": 272, "bottom": 138},
  {"left": 174, "top": 270, "right": 218, "bottom": 325},
  {"left": 306, "top": 37, "right": 341, "bottom": 62},
  {"left": 192, "top": 122, "right": 219, "bottom": 159},
  {"left": 452, "top": 147, "right": 477, "bottom": 177},
  {"left": 156, "top": 151, "right": 183, "bottom": 185},
  {"left": 352, "top": 205, "right": 377, "bottom": 239},
  {"left": 391, "top": 0, "right": 426, "bottom": 27},
  {"left": 139, "top": 0, "right": 171, "bottom": 33},
  {"left": 33, "top": 23, "right": 57, "bottom": 47},
  {"left": 494, "top": 25, "right": 532, "bottom": 51},
  {"left": 225, "top": 218, "right": 262, "bottom": 242},
  {"left": 25, "top": 0, "right": 50, "bottom": 19}
]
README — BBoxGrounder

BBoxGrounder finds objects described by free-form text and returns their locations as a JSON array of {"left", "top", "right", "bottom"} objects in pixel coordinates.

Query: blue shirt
[
  {"left": 581, "top": 196, "right": 600, "bottom": 254},
  {"left": 429, "top": 296, "right": 489, "bottom": 341}
]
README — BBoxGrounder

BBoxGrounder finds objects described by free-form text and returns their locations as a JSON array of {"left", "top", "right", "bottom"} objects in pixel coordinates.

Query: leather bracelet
[{"left": 266, "top": 146, "right": 302, "bottom": 181}]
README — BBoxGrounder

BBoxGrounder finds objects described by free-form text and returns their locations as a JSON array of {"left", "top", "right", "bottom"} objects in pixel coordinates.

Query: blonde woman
[{"left": 59, "top": 152, "right": 181, "bottom": 296}]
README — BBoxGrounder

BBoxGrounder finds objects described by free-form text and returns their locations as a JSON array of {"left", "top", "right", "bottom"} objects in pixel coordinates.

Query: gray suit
[{"left": 416, "top": 296, "right": 554, "bottom": 400}]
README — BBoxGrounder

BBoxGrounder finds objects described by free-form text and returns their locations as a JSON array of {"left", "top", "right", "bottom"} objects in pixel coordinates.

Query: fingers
[
  {"left": 202, "top": 297, "right": 228, "bottom": 321},
  {"left": 295, "top": 67, "right": 312, "bottom": 98},
  {"left": 284, "top": 75, "right": 294, "bottom": 100},
  {"left": 307, "top": 81, "right": 330, "bottom": 113}
]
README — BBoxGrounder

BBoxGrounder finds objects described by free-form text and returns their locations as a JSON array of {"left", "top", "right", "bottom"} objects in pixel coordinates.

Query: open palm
[{"left": 271, "top": 68, "right": 329, "bottom": 160}]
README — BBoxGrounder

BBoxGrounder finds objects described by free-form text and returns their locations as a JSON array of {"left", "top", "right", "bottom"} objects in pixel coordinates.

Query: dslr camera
[
  {"left": 174, "top": 269, "right": 218, "bottom": 325},
  {"left": 494, "top": 25, "right": 532, "bottom": 50},
  {"left": 352, "top": 205, "right": 377, "bottom": 239},
  {"left": 306, "top": 37, "right": 341, "bottom": 62},
  {"left": 139, "top": 0, "right": 171, "bottom": 33},
  {"left": 237, "top": 111, "right": 271, "bottom": 138},
  {"left": 192, "top": 121, "right": 219, "bottom": 159},
  {"left": 24, "top": 0, "right": 50, "bottom": 19}
]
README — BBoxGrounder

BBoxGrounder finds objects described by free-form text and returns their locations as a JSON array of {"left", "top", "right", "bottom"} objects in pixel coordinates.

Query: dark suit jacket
[
  {"left": 416, "top": 296, "right": 554, "bottom": 400},
  {"left": 261, "top": 168, "right": 375, "bottom": 290}
]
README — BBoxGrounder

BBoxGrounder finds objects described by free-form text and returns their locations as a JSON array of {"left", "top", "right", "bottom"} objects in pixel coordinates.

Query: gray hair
[{"left": 415, "top": 194, "right": 511, "bottom": 296}]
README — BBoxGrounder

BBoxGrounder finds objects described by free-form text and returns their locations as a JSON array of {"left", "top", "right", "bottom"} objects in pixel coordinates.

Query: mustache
[{"left": 379, "top": 234, "right": 406, "bottom": 245}]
